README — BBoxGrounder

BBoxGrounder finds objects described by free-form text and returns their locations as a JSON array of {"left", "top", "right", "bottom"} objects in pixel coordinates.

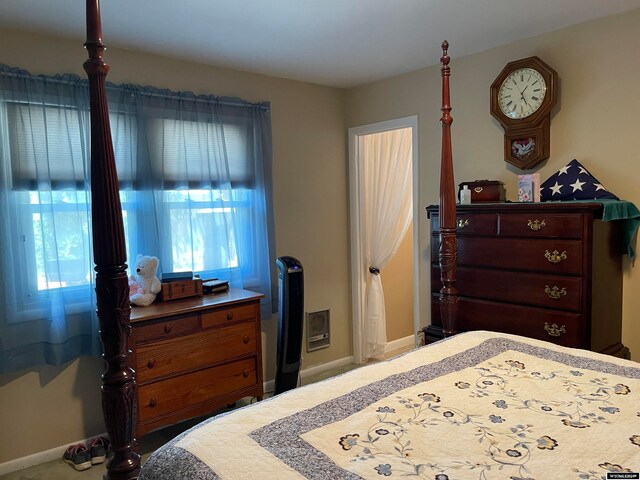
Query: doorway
[{"left": 348, "top": 115, "right": 419, "bottom": 364}]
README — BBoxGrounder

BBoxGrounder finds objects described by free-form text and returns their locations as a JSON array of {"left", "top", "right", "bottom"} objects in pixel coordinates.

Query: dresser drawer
[
  {"left": 498, "top": 213, "right": 583, "bottom": 238},
  {"left": 432, "top": 266, "right": 583, "bottom": 311},
  {"left": 201, "top": 302, "right": 258, "bottom": 329},
  {"left": 431, "top": 295, "right": 584, "bottom": 348},
  {"left": 135, "top": 321, "right": 257, "bottom": 384},
  {"left": 431, "top": 237, "right": 584, "bottom": 274},
  {"left": 132, "top": 314, "right": 199, "bottom": 344},
  {"left": 138, "top": 357, "right": 258, "bottom": 424},
  {"left": 430, "top": 213, "right": 497, "bottom": 236}
]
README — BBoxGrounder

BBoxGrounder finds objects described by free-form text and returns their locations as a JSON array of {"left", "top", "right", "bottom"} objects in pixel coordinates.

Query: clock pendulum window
[{"left": 490, "top": 56, "right": 558, "bottom": 170}]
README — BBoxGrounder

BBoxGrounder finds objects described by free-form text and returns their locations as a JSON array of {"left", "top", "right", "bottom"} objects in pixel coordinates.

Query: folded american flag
[{"left": 540, "top": 159, "right": 618, "bottom": 202}]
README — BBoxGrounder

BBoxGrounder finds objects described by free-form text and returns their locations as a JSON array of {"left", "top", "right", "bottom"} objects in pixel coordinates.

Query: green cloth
[
  {"left": 540, "top": 199, "right": 640, "bottom": 258},
  {"left": 598, "top": 199, "right": 640, "bottom": 259}
]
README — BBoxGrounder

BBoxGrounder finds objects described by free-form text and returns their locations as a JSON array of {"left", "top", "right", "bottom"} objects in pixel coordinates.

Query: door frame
[{"left": 348, "top": 115, "right": 419, "bottom": 364}]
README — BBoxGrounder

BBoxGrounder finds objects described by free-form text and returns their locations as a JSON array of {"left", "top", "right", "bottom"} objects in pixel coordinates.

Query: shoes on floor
[
  {"left": 63, "top": 436, "right": 110, "bottom": 471},
  {"left": 87, "top": 436, "right": 109, "bottom": 464},
  {"left": 62, "top": 444, "right": 92, "bottom": 471}
]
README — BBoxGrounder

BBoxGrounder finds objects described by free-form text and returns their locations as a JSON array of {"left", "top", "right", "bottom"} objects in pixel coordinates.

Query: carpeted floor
[{"left": 0, "top": 361, "right": 367, "bottom": 480}]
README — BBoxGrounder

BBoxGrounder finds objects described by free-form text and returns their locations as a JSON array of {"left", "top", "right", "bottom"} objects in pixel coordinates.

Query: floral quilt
[{"left": 140, "top": 331, "right": 640, "bottom": 480}]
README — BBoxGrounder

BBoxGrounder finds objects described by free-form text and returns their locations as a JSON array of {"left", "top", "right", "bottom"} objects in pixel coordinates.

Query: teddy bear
[{"left": 129, "top": 254, "right": 162, "bottom": 307}]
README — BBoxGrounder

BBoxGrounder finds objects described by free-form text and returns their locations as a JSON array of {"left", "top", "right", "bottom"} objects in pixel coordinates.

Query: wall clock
[{"left": 490, "top": 56, "right": 558, "bottom": 169}]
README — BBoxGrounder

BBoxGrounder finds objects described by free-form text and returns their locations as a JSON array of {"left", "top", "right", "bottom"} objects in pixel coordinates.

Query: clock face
[{"left": 498, "top": 68, "right": 547, "bottom": 119}]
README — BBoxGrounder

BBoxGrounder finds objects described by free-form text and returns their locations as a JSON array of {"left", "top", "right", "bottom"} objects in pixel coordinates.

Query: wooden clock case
[{"left": 490, "top": 56, "right": 558, "bottom": 169}]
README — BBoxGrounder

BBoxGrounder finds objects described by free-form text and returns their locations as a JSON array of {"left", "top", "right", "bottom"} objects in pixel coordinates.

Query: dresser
[
  {"left": 426, "top": 203, "right": 629, "bottom": 358},
  {"left": 129, "top": 288, "right": 264, "bottom": 437}
]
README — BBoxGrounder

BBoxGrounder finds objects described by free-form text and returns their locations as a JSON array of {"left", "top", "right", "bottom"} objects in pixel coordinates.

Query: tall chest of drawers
[
  {"left": 426, "top": 203, "right": 629, "bottom": 358},
  {"left": 129, "top": 288, "right": 264, "bottom": 437}
]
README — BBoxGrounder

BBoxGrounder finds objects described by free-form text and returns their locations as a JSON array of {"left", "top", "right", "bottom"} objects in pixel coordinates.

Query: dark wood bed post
[
  {"left": 84, "top": 1, "right": 140, "bottom": 479},
  {"left": 438, "top": 41, "right": 459, "bottom": 337}
]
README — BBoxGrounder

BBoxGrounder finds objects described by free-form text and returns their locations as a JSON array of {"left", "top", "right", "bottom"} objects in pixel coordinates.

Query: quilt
[{"left": 139, "top": 331, "right": 640, "bottom": 480}]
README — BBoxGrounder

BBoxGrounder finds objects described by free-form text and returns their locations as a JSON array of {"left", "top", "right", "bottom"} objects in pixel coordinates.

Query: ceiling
[{"left": 1, "top": 0, "right": 640, "bottom": 88}]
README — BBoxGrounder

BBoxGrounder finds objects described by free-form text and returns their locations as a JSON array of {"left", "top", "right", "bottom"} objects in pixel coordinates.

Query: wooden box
[
  {"left": 458, "top": 180, "right": 506, "bottom": 203},
  {"left": 158, "top": 278, "right": 203, "bottom": 302}
]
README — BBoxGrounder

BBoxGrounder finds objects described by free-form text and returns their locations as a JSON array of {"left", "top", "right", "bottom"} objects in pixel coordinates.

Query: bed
[
  {"left": 81, "top": 2, "right": 640, "bottom": 480},
  {"left": 138, "top": 330, "right": 640, "bottom": 479}
]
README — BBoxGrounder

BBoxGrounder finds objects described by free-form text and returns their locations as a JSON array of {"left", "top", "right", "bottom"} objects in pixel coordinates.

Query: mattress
[{"left": 139, "top": 330, "right": 640, "bottom": 479}]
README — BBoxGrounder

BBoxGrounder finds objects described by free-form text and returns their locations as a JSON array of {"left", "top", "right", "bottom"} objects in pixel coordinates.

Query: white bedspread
[{"left": 140, "top": 331, "right": 640, "bottom": 480}]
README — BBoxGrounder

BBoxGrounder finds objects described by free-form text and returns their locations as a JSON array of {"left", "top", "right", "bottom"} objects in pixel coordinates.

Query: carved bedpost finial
[
  {"left": 438, "top": 40, "right": 459, "bottom": 338},
  {"left": 441, "top": 40, "right": 449, "bottom": 66}
]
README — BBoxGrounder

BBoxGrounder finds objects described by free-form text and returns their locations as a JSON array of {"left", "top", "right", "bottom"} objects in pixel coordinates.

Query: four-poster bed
[{"left": 82, "top": 2, "right": 640, "bottom": 480}]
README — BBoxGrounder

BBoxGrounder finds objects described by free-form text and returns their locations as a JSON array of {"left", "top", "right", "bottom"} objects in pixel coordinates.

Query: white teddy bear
[{"left": 129, "top": 254, "right": 162, "bottom": 307}]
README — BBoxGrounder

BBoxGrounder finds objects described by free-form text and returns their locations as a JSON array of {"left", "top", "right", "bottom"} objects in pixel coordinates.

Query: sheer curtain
[
  {"left": 0, "top": 65, "right": 276, "bottom": 374},
  {"left": 362, "top": 127, "right": 413, "bottom": 359}
]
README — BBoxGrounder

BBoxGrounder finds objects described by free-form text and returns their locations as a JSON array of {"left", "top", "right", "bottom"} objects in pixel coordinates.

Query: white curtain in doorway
[{"left": 362, "top": 127, "right": 413, "bottom": 358}]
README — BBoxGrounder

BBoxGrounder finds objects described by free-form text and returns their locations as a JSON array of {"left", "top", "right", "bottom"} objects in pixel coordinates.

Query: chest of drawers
[
  {"left": 426, "top": 203, "right": 629, "bottom": 358},
  {"left": 129, "top": 288, "right": 264, "bottom": 437}
]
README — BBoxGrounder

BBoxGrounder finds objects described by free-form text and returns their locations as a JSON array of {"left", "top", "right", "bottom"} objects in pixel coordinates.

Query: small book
[
  {"left": 161, "top": 271, "right": 193, "bottom": 283},
  {"left": 532, "top": 173, "right": 541, "bottom": 202},
  {"left": 518, "top": 174, "right": 540, "bottom": 202},
  {"left": 203, "top": 279, "right": 229, "bottom": 295}
]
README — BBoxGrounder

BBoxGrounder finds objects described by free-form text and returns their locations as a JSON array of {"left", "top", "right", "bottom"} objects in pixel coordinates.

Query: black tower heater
[{"left": 274, "top": 256, "right": 304, "bottom": 395}]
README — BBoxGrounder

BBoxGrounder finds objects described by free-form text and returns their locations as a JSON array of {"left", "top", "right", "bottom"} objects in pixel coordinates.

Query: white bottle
[{"left": 460, "top": 185, "right": 471, "bottom": 204}]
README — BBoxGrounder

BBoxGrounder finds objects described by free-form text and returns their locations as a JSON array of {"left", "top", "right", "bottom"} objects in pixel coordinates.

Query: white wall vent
[{"left": 306, "top": 309, "right": 330, "bottom": 352}]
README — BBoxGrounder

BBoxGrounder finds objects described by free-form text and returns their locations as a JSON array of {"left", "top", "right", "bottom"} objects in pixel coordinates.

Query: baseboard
[
  {"left": 0, "top": 432, "right": 107, "bottom": 476},
  {"left": 384, "top": 334, "right": 416, "bottom": 354},
  {"left": 300, "top": 355, "right": 354, "bottom": 379},
  {"left": 263, "top": 378, "right": 275, "bottom": 394}
]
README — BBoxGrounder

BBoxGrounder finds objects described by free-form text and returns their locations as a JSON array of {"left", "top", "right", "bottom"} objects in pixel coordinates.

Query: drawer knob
[
  {"left": 528, "top": 219, "right": 546, "bottom": 231},
  {"left": 457, "top": 218, "right": 469, "bottom": 229},
  {"left": 473, "top": 186, "right": 483, "bottom": 193},
  {"left": 148, "top": 398, "right": 157, "bottom": 408},
  {"left": 545, "top": 285, "right": 567, "bottom": 299},
  {"left": 147, "top": 359, "right": 155, "bottom": 369},
  {"left": 163, "top": 324, "right": 172, "bottom": 334},
  {"left": 242, "top": 369, "right": 250, "bottom": 378},
  {"left": 243, "top": 335, "right": 250, "bottom": 344},
  {"left": 544, "top": 322, "right": 566, "bottom": 337},
  {"left": 545, "top": 249, "right": 567, "bottom": 264},
  {"left": 226, "top": 311, "right": 234, "bottom": 320}
]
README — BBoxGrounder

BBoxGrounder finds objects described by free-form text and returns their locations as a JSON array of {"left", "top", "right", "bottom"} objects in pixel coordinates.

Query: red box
[{"left": 458, "top": 180, "right": 506, "bottom": 203}]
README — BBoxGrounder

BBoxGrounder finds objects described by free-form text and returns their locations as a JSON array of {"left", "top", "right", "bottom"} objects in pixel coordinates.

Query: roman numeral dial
[{"left": 498, "top": 67, "right": 547, "bottom": 119}]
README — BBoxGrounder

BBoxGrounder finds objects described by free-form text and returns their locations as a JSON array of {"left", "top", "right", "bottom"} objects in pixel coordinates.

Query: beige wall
[
  {"left": 383, "top": 224, "right": 414, "bottom": 341},
  {"left": 346, "top": 9, "right": 640, "bottom": 361},
  {"left": 0, "top": 27, "right": 349, "bottom": 463}
]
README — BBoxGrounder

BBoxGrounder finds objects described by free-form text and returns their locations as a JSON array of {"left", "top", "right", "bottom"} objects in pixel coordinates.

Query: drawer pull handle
[
  {"left": 545, "top": 285, "right": 567, "bottom": 299},
  {"left": 163, "top": 324, "right": 172, "bottom": 334},
  {"left": 147, "top": 359, "right": 155, "bottom": 369},
  {"left": 148, "top": 398, "right": 157, "bottom": 408},
  {"left": 226, "top": 311, "right": 234, "bottom": 320},
  {"left": 545, "top": 249, "right": 567, "bottom": 264},
  {"left": 544, "top": 322, "right": 566, "bottom": 337},
  {"left": 473, "top": 186, "right": 483, "bottom": 193},
  {"left": 242, "top": 335, "right": 250, "bottom": 344},
  {"left": 242, "top": 369, "right": 250, "bottom": 378},
  {"left": 528, "top": 219, "right": 546, "bottom": 231},
  {"left": 457, "top": 218, "right": 469, "bottom": 229}
]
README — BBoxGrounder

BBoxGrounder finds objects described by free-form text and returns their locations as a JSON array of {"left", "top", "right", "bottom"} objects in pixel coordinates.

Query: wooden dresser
[
  {"left": 129, "top": 288, "right": 264, "bottom": 437},
  {"left": 426, "top": 203, "right": 629, "bottom": 358}
]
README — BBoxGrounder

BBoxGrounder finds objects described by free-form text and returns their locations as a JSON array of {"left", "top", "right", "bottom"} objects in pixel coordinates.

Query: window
[
  {"left": 8, "top": 102, "right": 127, "bottom": 294},
  {"left": 0, "top": 65, "right": 274, "bottom": 372},
  {"left": 144, "top": 117, "right": 259, "bottom": 279},
  {"left": 5, "top": 101, "right": 270, "bottom": 295}
]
